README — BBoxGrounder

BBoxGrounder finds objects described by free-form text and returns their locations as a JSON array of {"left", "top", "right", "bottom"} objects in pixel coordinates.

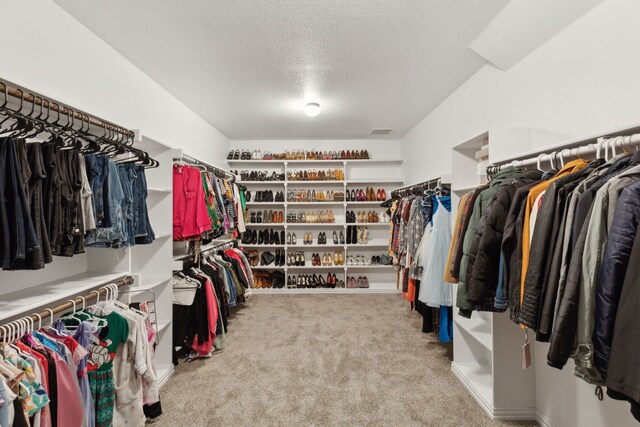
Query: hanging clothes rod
[
  {"left": 0, "top": 275, "right": 134, "bottom": 339},
  {"left": 0, "top": 78, "right": 135, "bottom": 139},
  {"left": 488, "top": 132, "right": 640, "bottom": 175},
  {"left": 173, "top": 239, "right": 238, "bottom": 262},
  {"left": 391, "top": 177, "right": 448, "bottom": 197},
  {"left": 174, "top": 154, "right": 236, "bottom": 183}
]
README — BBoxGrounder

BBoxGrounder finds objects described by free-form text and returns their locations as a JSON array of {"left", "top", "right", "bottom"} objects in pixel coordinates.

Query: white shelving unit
[
  {"left": 230, "top": 157, "right": 403, "bottom": 292},
  {"left": 449, "top": 130, "right": 536, "bottom": 420}
]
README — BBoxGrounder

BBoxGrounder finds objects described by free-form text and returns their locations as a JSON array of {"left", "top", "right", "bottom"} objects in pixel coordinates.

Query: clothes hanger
[{"left": 536, "top": 154, "right": 546, "bottom": 172}]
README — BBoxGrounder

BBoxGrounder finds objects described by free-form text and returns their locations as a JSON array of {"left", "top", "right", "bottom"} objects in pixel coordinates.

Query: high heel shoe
[
  {"left": 363, "top": 227, "right": 369, "bottom": 244},
  {"left": 357, "top": 227, "right": 364, "bottom": 244},
  {"left": 292, "top": 232, "right": 297, "bottom": 245},
  {"left": 332, "top": 231, "right": 338, "bottom": 244},
  {"left": 339, "top": 230, "right": 345, "bottom": 244}
]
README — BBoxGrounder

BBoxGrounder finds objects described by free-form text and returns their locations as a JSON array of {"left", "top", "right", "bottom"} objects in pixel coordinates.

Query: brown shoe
[
  {"left": 272, "top": 211, "right": 278, "bottom": 223},
  {"left": 277, "top": 211, "right": 284, "bottom": 223}
]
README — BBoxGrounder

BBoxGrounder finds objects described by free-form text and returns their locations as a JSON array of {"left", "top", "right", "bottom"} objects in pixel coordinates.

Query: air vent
[{"left": 371, "top": 128, "right": 393, "bottom": 135}]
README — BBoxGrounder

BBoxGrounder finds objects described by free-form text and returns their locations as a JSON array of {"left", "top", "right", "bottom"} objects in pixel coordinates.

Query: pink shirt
[{"left": 173, "top": 165, "right": 212, "bottom": 240}]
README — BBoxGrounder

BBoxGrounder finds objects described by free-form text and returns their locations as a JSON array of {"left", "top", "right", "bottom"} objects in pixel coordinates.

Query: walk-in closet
[{"left": 1, "top": 1, "right": 640, "bottom": 426}]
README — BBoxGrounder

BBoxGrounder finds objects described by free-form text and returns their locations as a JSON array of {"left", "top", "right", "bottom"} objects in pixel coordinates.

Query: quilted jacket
[{"left": 593, "top": 180, "right": 640, "bottom": 372}]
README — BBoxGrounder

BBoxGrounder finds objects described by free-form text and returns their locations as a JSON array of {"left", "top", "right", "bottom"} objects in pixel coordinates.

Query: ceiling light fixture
[{"left": 304, "top": 102, "right": 321, "bottom": 117}]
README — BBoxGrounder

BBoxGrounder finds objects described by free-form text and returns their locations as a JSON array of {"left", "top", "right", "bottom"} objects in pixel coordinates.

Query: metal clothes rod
[
  {"left": 391, "top": 177, "right": 447, "bottom": 196},
  {"left": 0, "top": 275, "right": 134, "bottom": 339},
  {"left": 0, "top": 79, "right": 135, "bottom": 139},
  {"left": 173, "top": 239, "right": 238, "bottom": 262},
  {"left": 488, "top": 133, "right": 640, "bottom": 175},
  {"left": 174, "top": 154, "right": 236, "bottom": 183}
]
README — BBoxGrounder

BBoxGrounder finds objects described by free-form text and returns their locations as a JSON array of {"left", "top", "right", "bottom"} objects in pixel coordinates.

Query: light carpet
[{"left": 156, "top": 294, "right": 537, "bottom": 426}]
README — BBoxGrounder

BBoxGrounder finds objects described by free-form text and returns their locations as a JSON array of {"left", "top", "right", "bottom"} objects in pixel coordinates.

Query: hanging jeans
[
  {"left": 0, "top": 138, "right": 41, "bottom": 269},
  {"left": 133, "top": 164, "right": 155, "bottom": 244}
]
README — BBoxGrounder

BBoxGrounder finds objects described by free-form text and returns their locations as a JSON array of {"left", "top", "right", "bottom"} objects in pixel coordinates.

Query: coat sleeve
[
  {"left": 547, "top": 205, "right": 594, "bottom": 369},
  {"left": 457, "top": 194, "right": 484, "bottom": 318},
  {"left": 520, "top": 183, "right": 559, "bottom": 329},
  {"left": 593, "top": 185, "right": 640, "bottom": 371},
  {"left": 468, "top": 189, "right": 510, "bottom": 304}
]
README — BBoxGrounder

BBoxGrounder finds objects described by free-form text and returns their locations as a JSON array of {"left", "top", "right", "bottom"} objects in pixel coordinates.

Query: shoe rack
[{"left": 227, "top": 157, "right": 404, "bottom": 293}]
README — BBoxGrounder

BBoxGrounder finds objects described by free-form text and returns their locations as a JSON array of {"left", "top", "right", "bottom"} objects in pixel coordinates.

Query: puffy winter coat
[
  {"left": 594, "top": 180, "right": 640, "bottom": 372},
  {"left": 467, "top": 170, "right": 542, "bottom": 306},
  {"left": 457, "top": 167, "right": 520, "bottom": 318}
]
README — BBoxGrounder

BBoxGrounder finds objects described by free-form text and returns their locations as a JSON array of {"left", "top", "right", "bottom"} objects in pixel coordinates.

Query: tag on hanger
[{"left": 522, "top": 329, "right": 532, "bottom": 369}]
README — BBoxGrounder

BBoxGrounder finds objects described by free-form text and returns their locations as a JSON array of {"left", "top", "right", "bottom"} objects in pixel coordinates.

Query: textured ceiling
[{"left": 54, "top": 0, "right": 508, "bottom": 140}]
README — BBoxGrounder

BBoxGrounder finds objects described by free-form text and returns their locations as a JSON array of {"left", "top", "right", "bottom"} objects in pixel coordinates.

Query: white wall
[
  {"left": 0, "top": 0, "right": 229, "bottom": 163},
  {"left": 401, "top": 0, "right": 640, "bottom": 425}
]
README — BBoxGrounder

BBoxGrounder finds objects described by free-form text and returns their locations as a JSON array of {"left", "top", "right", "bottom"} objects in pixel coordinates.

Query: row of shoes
[
  {"left": 299, "top": 231, "right": 345, "bottom": 245},
  {"left": 286, "top": 210, "right": 336, "bottom": 223},
  {"left": 235, "top": 170, "right": 285, "bottom": 182},
  {"left": 248, "top": 210, "right": 285, "bottom": 224},
  {"left": 310, "top": 251, "right": 345, "bottom": 266},
  {"left": 346, "top": 276, "right": 370, "bottom": 288},
  {"left": 347, "top": 255, "right": 393, "bottom": 265},
  {"left": 252, "top": 271, "right": 285, "bottom": 289},
  {"left": 287, "top": 149, "right": 370, "bottom": 160},
  {"left": 246, "top": 190, "right": 285, "bottom": 203},
  {"left": 346, "top": 210, "right": 380, "bottom": 223},
  {"left": 287, "top": 252, "right": 306, "bottom": 266},
  {"left": 287, "top": 169, "right": 345, "bottom": 181},
  {"left": 241, "top": 229, "right": 285, "bottom": 245},
  {"left": 287, "top": 274, "right": 345, "bottom": 288},
  {"left": 346, "top": 226, "right": 369, "bottom": 244},
  {"left": 259, "top": 249, "right": 286, "bottom": 266},
  {"left": 346, "top": 187, "right": 387, "bottom": 202},
  {"left": 287, "top": 189, "right": 345, "bottom": 202}
]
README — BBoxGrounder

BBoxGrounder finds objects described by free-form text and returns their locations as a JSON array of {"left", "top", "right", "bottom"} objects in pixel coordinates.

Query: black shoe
[
  {"left": 246, "top": 191, "right": 252, "bottom": 202},
  {"left": 256, "top": 211, "right": 262, "bottom": 223},
  {"left": 351, "top": 226, "right": 357, "bottom": 244},
  {"left": 346, "top": 226, "right": 352, "bottom": 244},
  {"left": 232, "top": 149, "right": 240, "bottom": 160},
  {"left": 280, "top": 231, "right": 285, "bottom": 244},
  {"left": 274, "top": 231, "right": 280, "bottom": 245},
  {"left": 346, "top": 190, "right": 351, "bottom": 202},
  {"left": 333, "top": 231, "right": 338, "bottom": 244},
  {"left": 258, "top": 230, "right": 264, "bottom": 245},
  {"left": 339, "top": 230, "right": 345, "bottom": 244}
]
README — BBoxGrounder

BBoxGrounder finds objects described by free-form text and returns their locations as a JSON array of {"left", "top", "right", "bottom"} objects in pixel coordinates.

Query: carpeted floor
[{"left": 157, "top": 294, "right": 537, "bottom": 426}]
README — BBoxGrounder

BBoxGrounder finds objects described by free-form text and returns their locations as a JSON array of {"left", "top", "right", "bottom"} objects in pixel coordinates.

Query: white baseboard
[{"left": 451, "top": 363, "right": 536, "bottom": 421}]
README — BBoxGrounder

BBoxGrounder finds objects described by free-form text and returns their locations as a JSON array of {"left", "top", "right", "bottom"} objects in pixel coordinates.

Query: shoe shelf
[
  {"left": 246, "top": 202, "right": 285, "bottom": 206},
  {"left": 345, "top": 243, "right": 390, "bottom": 248},
  {"left": 232, "top": 156, "right": 403, "bottom": 293},
  {"left": 345, "top": 264, "right": 394, "bottom": 269},
  {"left": 287, "top": 201, "right": 345, "bottom": 206},
  {"left": 286, "top": 180, "right": 345, "bottom": 185},
  {"left": 288, "top": 244, "right": 344, "bottom": 248},
  {"left": 252, "top": 266, "right": 286, "bottom": 270},
  {"left": 286, "top": 223, "right": 345, "bottom": 227},
  {"left": 227, "top": 159, "right": 403, "bottom": 165},
  {"left": 236, "top": 180, "right": 285, "bottom": 185}
]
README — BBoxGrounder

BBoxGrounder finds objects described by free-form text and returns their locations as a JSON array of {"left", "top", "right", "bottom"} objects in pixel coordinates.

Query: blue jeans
[
  {"left": 85, "top": 159, "right": 125, "bottom": 247},
  {"left": 133, "top": 165, "right": 155, "bottom": 244}
]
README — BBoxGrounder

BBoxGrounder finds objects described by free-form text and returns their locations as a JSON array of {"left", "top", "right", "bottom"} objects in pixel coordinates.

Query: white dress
[{"left": 417, "top": 197, "right": 452, "bottom": 307}]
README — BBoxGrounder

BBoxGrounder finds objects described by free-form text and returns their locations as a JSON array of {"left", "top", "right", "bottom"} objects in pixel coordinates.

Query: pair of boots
[
  {"left": 242, "top": 229, "right": 285, "bottom": 245},
  {"left": 345, "top": 226, "right": 369, "bottom": 244},
  {"left": 273, "top": 248, "right": 285, "bottom": 266}
]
